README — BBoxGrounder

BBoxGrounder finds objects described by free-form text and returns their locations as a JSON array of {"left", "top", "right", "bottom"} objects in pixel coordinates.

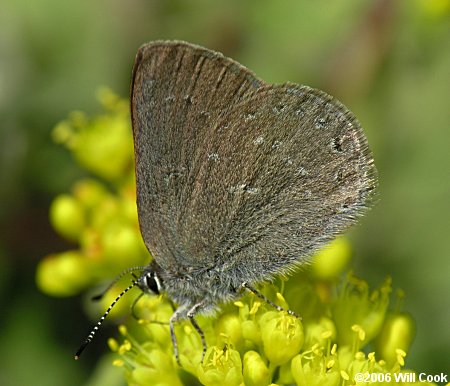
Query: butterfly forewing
[{"left": 131, "top": 41, "right": 264, "bottom": 271}]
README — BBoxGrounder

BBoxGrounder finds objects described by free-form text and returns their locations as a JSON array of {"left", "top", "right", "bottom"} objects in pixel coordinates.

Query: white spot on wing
[
  {"left": 253, "top": 136, "right": 264, "bottom": 145},
  {"left": 208, "top": 153, "right": 220, "bottom": 162}
]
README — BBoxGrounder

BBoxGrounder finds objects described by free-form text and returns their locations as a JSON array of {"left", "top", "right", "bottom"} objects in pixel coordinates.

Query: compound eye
[{"left": 145, "top": 273, "right": 159, "bottom": 294}]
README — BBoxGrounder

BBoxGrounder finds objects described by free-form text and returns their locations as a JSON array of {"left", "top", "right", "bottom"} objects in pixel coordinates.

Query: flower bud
[
  {"left": 311, "top": 237, "right": 351, "bottom": 279},
  {"left": 101, "top": 224, "right": 145, "bottom": 268},
  {"left": 73, "top": 179, "right": 108, "bottom": 209},
  {"left": 216, "top": 314, "right": 244, "bottom": 352},
  {"left": 36, "top": 251, "right": 91, "bottom": 296},
  {"left": 50, "top": 195, "right": 85, "bottom": 241},
  {"left": 374, "top": 312, "right": 415, "bottom": 366},
  {"left": 243, "top": 350, "right": 271, "bottom": 386},
  {"left": 72, "top": 116, "right": 133, "bottom": 181},
  {"left": 241, "top": 319, "right": 261, "bottom": 348}
]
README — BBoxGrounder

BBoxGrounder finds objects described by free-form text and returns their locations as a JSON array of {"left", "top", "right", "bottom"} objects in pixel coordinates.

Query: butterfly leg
[
  {"left": 169, "top": 305, "right": 187, "bottom": 366},
  {"left": 187, "top": 302, "right": 206, "bottom": 362},
  {"left": 242, "top": 282, "right": 300, "bottom": 318}
]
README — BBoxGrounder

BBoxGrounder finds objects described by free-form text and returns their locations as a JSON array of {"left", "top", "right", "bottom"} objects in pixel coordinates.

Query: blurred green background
[{"left": 0, "top": 0, "right": 448, "bottom": 385}]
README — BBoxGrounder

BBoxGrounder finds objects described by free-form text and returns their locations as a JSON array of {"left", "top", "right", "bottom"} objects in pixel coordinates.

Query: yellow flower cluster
[
  {"left": 108, "top": 266, "right": 419, "bottom": 386},
  {"left": 38, "top": 90, "right": 431, "bottom": 386}
]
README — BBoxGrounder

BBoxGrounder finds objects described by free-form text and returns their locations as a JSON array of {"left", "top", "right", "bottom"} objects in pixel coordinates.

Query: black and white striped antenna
[
  {"left": 74, "top": 279, "right": 139, "bottom": 360},
  {"left": 91, "top": 266, "right": 147, "bottom": 301}
]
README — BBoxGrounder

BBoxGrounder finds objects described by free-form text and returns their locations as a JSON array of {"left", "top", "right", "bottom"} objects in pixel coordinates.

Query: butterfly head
[{"left": 136, "top": 261, "right": 164, "bottom": 295}]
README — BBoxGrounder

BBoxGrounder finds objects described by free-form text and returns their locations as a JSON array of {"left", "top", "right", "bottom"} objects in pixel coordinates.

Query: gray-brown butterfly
[{"left": 75, "top": 40, "right": 377, "bottom": 364}]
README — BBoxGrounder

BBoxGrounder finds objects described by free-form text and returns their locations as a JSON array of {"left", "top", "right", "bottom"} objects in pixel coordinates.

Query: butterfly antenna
[
  {"left": 75, "top": 279, "right": 139, "bottom": 360},
  {"left": 91, "top": 266, "right": 146, "bottom": 301}
]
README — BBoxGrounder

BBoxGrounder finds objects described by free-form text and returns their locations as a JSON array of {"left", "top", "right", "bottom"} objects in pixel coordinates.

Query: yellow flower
[
  {"left": 259, "top": 311, "right": 304, "bottom": 366},
  {"left": 41, "top": 90, "right": 438, "bottom": 386},
  {"left": 196, "top": 346, "right": 244, "bottom": 386}
]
